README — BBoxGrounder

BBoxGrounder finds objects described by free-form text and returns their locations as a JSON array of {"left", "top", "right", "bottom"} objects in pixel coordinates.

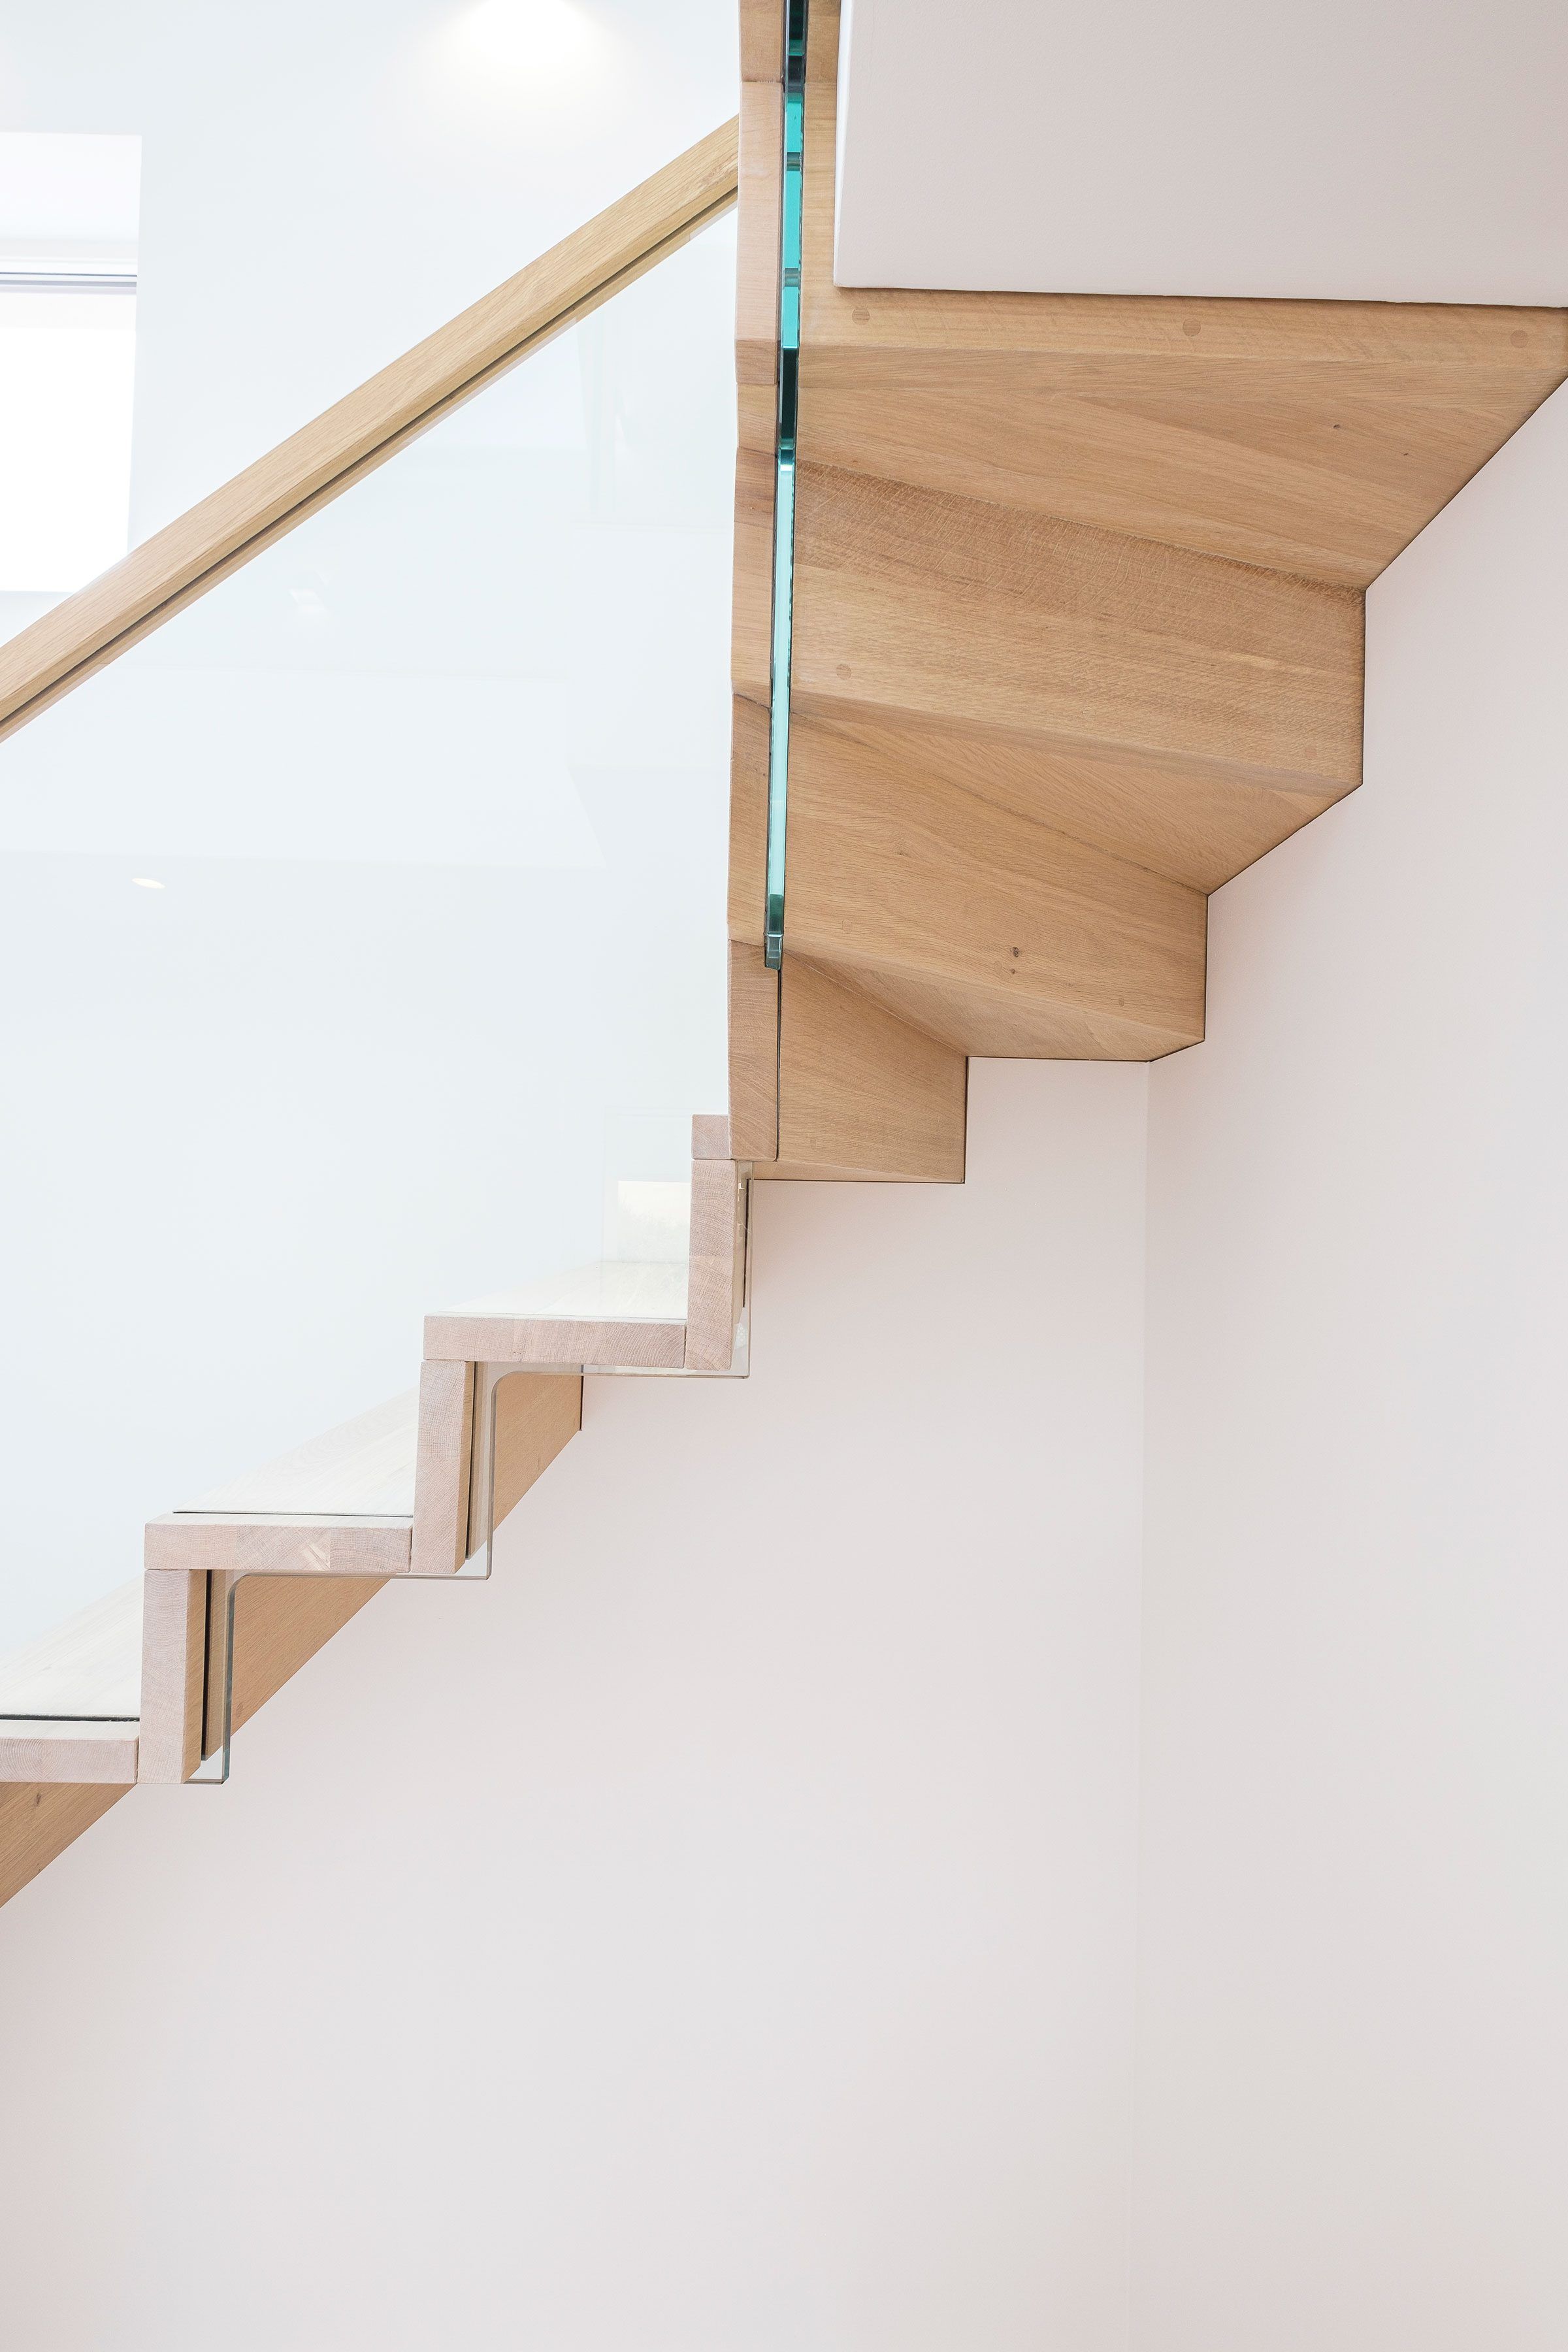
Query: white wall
[
  {"left": 1134, "top": 384, "right": 1568, "bottom": 2347},
  {"left": 835, "top": 0, "right": 1568, "bottom": 302},
  {"left": 0, "top": 1062, "right": 1149, "bottom": 2351}
]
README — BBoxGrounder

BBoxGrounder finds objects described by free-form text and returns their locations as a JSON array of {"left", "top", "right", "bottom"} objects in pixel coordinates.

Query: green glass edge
[{"left": 764, "top": 0, "right": 808, "bottom": 970}]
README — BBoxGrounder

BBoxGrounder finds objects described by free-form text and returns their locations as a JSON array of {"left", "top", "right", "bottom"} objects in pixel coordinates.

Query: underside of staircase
[{"left": 2, "top": 0, "right": 1564, "bottom": 1908}]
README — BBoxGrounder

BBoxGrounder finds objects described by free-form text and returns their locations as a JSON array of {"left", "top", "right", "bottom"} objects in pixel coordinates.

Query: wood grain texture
[
  {"left": 147, "top": 1515, "right": 412, "bottom": 1578},
  {"left": 808, "top": 710, "right": 1337, "bottom": 896},
  {"left": 484, "top": 1375, "right": 583, "bottom": 1547},
  {"left": 692, "top": 1113, "right": 732, "bottom": 1158},
  {"left": 0, "top": 1783, "right": 127, "bottom": 1912},
  {"left": 728, "top": 940, "right": 779, "bottom": 1163},
  {"left": 763, "top": 955, "right": 967, "bottom": 1182},
  {"left": 0, "top": 1727, "right": 139, "bottom": 1784},
  {"left": 807, "top": 0, "right": 839, "bottom": 80},
  {"left": 728, "top": 693, "right": 770, "bottom": 943},
  {"left": 189, "top": 1394, "right": 417, "bottom": 1516},
  {"left": 801, "top": 73, "right": 1568, "bottom": 588},
  {"left": 732, "top": 445, "right": 777, "bottom": 706},
  {"left": 736, "top": 82, "right": 781, "bottom": 395},
  {"left": 0, "top": 122, "right": 739, "bottom": 743},
  {"left": 137, "top": 1569, "right": 206, "bottom": 1784},
  {"left": 739, "top": 0, "right": 783, "bottom": 78},
  {"left": 425, "top": 1313, "right": 687, "bottom": 1371},
  {"left": 684, "top": 1158, "right": 747, "bottom": 1370},
  {"left": 0, "top": 1578, "right": 140, "bottom": 1722},
  {"left": 213, "top": 1575, "right": 386, "bottom": 1753},
  {"left": 785, "top": 719, "right": 1207, "bottom": 1056},
  {"left": 410, "top": 1360, "right": 474, "bottom": 1576},
  {"left": 427, "top": 1260, "right": 689, "bottom": 1371},
  {"left": 793, "top": 461, "right": 1364, "bottom": 802}
]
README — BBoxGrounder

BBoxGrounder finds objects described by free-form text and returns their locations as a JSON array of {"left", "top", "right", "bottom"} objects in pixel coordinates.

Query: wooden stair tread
[
  {"left": 185, "top": 1392, "right": 419, "bottom": 1520},
  {"left": 0, "top": 1723, "right": 139, "bottom": 1786},
  {"left": 426, "top": 1259, "right": 691, "bottom": 1370},
  {"left": 797, "top": 67, "right": 1568, "bottom": 591},
  {"left": 442, "top": 1258, "right": 691, "bottom": 1326},
  {"left": 0, "top": 1582, "right": 142, "bottom": 1788},
  {"left": 728, "top": 0, "right": 1568, "bottom": 1148},
  {"left": 0, "top": 1578, "right": 142, "bottom": 1722}
]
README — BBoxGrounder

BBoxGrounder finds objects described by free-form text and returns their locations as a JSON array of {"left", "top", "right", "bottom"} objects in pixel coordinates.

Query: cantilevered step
[
  {"left": 738, "top": 699, "right": 1208, "bottom": 1059},
  {"left": 0, "top": 1580, "right": 142, "bottom": 1785},
  {"left": 787, "top": 462, "right": 1364, "bottom": 868},
  {"left": 726, "top": 1, "right": 1568, "bottom": 1159},
  {"left": 137, "top": 1124, "right": 748, "bottom": 1782},
  {"left": 795, "top": 54, "right": 1568, "bottom": 591}
]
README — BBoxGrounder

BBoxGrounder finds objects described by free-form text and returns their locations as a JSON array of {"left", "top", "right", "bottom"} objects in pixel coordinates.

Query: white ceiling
[{"left": 834, "top": 0, "right": 1568, "bottom": 304}]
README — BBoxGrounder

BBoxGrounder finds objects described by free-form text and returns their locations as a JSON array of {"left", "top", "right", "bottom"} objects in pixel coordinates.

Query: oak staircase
[{"left": 3, "top": 0, "right": 1564, "bottom": 1906}]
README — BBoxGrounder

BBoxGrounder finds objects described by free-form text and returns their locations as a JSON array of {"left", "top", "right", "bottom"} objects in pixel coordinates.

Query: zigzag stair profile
[{"left": 3, "top": 0, "right": 1565, "bottom": 1906}]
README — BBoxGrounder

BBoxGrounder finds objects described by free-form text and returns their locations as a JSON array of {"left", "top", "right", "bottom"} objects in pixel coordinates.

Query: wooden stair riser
[
  {"left": 0, "top": 1785, "right": 127, "bottom": 1910},
  {"left": 782, "top": 721, "right": 1207, "bottom": 1058},
  {"left": 797, "top": 711, "right": 1336, "bottom": 897},
  {"left": 791, "top": 463, "right": 1365, "bottom": 804},
  {"left": 755, "top": 955, "right": 967, "bottom": 1183},
  {"left": 800, "top": 60, "right": 1568, "bottom": 591}
]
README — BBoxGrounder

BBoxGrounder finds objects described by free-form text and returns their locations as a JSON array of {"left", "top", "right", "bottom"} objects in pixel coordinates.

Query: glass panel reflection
[{"left": 0, "top": 212, "right": 736, "bottom": 1708}]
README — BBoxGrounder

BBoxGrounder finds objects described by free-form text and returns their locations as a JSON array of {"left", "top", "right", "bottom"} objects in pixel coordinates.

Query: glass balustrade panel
[{"left": 0, "top": 211, "right": 736, "bottom": 1719}]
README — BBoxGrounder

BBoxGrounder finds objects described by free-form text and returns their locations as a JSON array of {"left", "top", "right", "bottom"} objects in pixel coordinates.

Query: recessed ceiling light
[
  {"left": 131, "top": 875, "right": 163, "bottom": 889},
  {"left": 451, "top": 0, "right": 604, "bottom": 80}
]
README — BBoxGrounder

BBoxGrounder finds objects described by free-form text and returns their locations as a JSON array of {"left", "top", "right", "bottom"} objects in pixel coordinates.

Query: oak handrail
[{"left": 0, "top": 118, "right": 740, "bottom": 743}]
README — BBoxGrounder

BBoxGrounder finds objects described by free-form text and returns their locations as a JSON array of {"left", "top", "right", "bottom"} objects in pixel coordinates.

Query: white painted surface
[
  {"left": 1135, "top": 384, "right": 1568, "bottom": 2344},
  {"left": 0, "top": 1063, "right": 1147, "bottom": 2350},
  {"left": 834, "top": 0, "right": 1568, "bottom": 302}
]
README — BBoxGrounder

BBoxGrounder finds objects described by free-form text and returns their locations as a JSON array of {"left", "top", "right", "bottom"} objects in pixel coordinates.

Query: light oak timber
[
  {"left": 732, "top": 444, "right": 778, "bottom": 704},
  {"left": 0, "top": 1578, "right": 141, "bottom": 1723},
  {"left": 0, "top": 1783, "right": 127, "bottom": 1912},
  {"left": 426, "top": 1258, "right": 691, "bottom": 1373},
  {"left": 800, "top": 75, "right": 1568, "bottom": 590},
  {"left": 146, "top": 1514, "right": 412, "bottom": 1579},
  {"left": 191, "top": 1392, "right": 417, "bottom": 1516},
  {"left": 685, "top": 1158, "right": 748, "bottom": 1371},
  {"left": 410, "top": 1360, "right": 475, "bottom": 1576},
  {"left": 426, "top": 1313, "right": 687, "bottom": 1372},
  {"left": 482, "top": 1374, "right": 583, "bottom": 1551},
  {"left": 0, "top": 122, "right": 740, "bottom": 743},
  {"left": 809, "top": 709, "right": 1337, "bottom": 896},
  {"left": 0, "top": 1726, "right": 138, "bottom": 1785},
  {"left": 740, "top": 0, "right": 838, "bottom": 80},
  {"left": 692, "top": 1113, "right": 732, "bottom": 1158},
  {"left": 756, "top": 955, "right": 967, "bottom": 1183},
  {"left": 784, "top": 719, "right": 1207, "bottom": 1057},
  {"left": 210, "top": 1575, "right": 386, "bottom": 1757},
  {"left": 138, "top": 1568, "right": 206, "bottom": 1785},
  {"left": 739, "top": 0, "right": 783, "bottom": 78},
  {"left": 736, "top": 82, "right": 781, "bottom": 402},
  {"left": 727, "top": 77, "right": 783, "bottom": 1168},
  {"left": 142, "top": 1525, "right": 400, "bottom": 1777},
  {"left": 728, "top": 694, "right": 770, "bottom": 946},
  {"left": 728, "top": 940, "right": 779, "bottom": 1164},
  {"left": 806, "top": 0, "right": 839, "bottom": 81},
  {"left": 792, "top": 462, "right": 1364, "bottom": 807},
  {"left": 730, "top": 59, "right": 972, "bottom": 1175},
  {"left": 140, "top": 1391, "right": 426, "bottom": 1780}
]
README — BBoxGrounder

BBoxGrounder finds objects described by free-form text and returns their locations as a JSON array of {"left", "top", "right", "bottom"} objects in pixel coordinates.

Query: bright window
[{"left": 0, "top": 134, "right": 140, "bottom": 594}]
